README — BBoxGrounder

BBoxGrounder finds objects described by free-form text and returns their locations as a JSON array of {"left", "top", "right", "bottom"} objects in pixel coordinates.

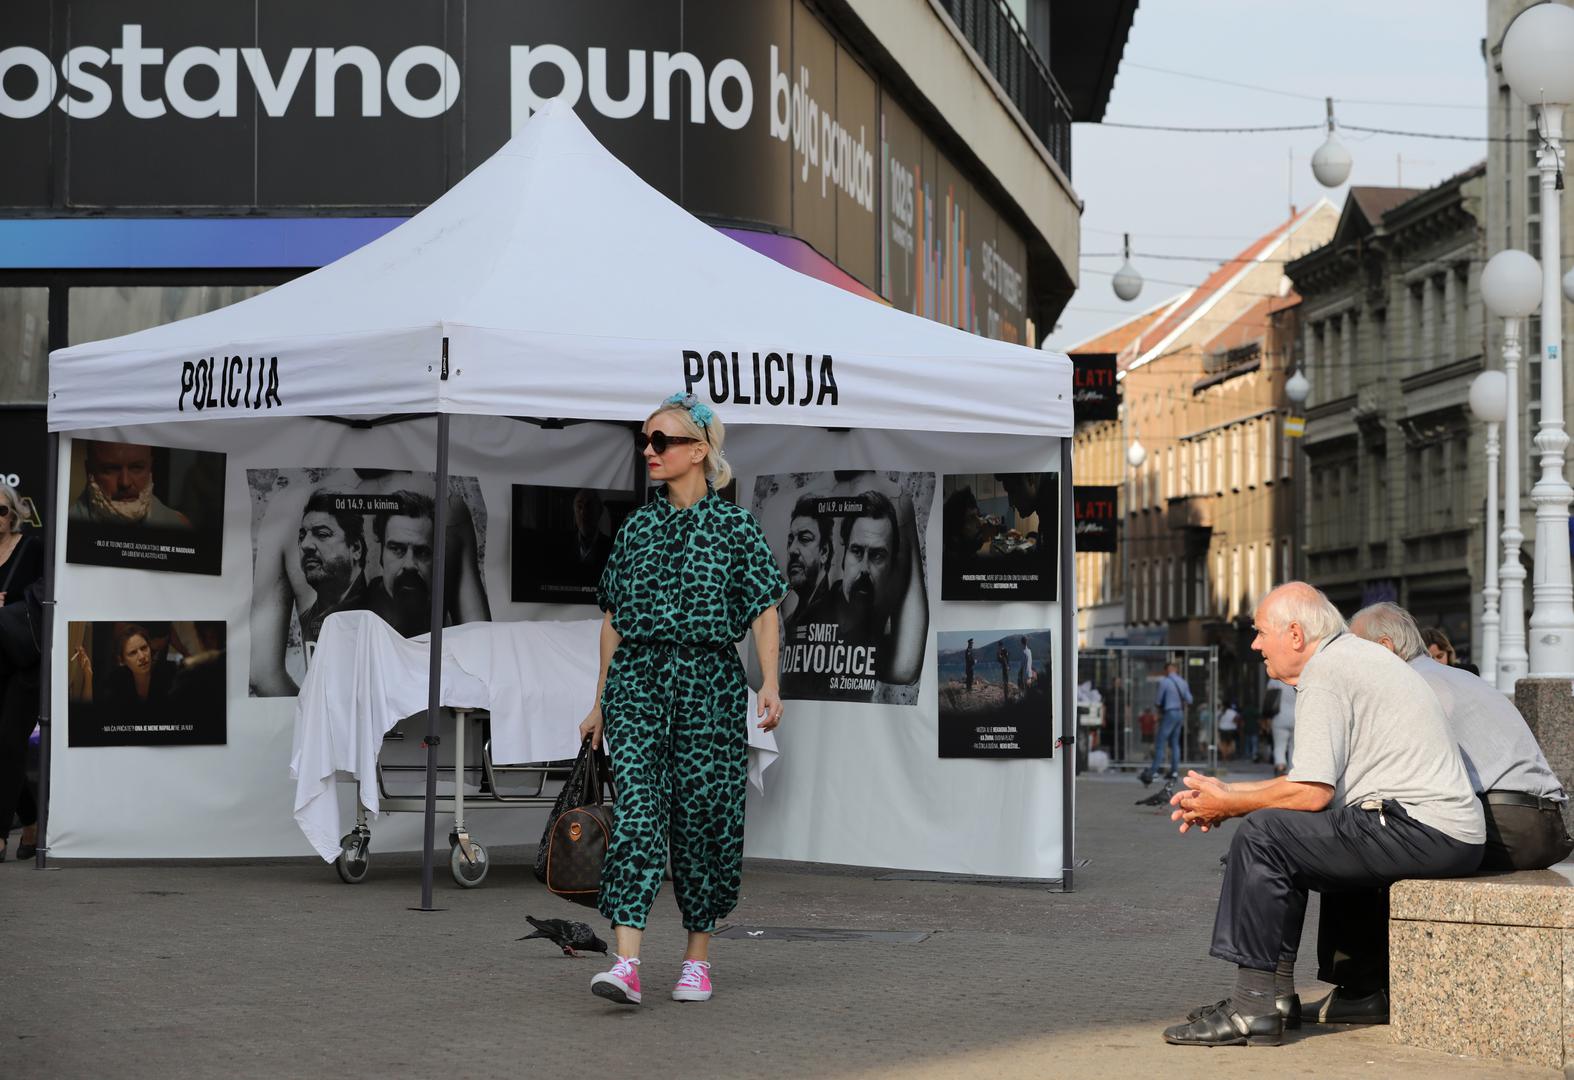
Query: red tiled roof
[{"left": 1068, "top": 301, "right": 1178, "bottom": 359}]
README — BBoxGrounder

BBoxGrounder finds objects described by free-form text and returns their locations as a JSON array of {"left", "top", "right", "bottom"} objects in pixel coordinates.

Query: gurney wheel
[
  {"left": 450, "top": 839, "right": 489, "bottom": 888},
  {"left": 336, "top": 831, "right": 370, "bottom": 884},
  {"left": 335, "top": 852, "right": 370, "bottom": 884}
]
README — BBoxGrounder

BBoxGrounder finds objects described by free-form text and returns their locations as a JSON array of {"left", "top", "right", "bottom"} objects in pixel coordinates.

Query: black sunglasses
[
  {"left": 0, "top": 505, "right": 10, "bottom": 517},
  {"left": 635, "top": 431, "right": 702, "bottom": 455}
]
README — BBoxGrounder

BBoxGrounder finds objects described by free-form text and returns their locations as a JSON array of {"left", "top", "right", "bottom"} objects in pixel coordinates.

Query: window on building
[
  {"left": 1160, "top": 558, "right": 1170, "bottom": 621},
  {"left": 1246, "top": 419, "right": 1260, "bottom": 489},
  {"left": 1230, "top": 545, "right": 1242, "bottom": 618},
  {"left": 1280, "top": 537, "right": 1292, "bottom": 584},
  {"left": 1246, "top": 542, "right": 1258, "bottom": 611},
  {"left": 0, "top": 288, "right": 48, "bottom": 404},
  {"left": 1278, "top": 415, "right": 1293, "bottom": 480},
  {"left": 1229, "top": 426, "right": 1242, "bottom": 491},
  {"left": 1408, "top": 284, "right": 1424, "bottom": 377},
  {"left": 1214, "top": 548, "right": 1226, "bottom": 615},
  {"left": 1193, "top": 555, "right": 1207, "bottom": 614}
]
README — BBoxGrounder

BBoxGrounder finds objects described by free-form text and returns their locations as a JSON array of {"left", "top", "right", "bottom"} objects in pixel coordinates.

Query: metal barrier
[
  {"left": 1076, "top": 646, "right": 1219, "bottom": 772},
  {"left": 935, "top": 0, "right": 1074, "bottom": 176}
]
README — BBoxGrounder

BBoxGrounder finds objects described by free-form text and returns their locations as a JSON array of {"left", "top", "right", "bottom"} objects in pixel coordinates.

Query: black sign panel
[
  {"left": 1072, "top": 353, "right": 1119, "bottom": 423},
  {"left": 1073, "top": 485, "right": 1118, "bottom": 553},
  {"left": 0, "top": 406, "right": 47, "bottom": 530}
]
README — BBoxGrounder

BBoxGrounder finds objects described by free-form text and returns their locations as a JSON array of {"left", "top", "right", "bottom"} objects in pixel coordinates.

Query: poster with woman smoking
[
  {"left": 245, "top": 469, "right": 491, "bottom": 697},
  {"left": 939, "top": 472, "right": 1058, "bottom": 601},
  {"left": 67, "top": 620, "right": 227, "bottom": 747},
  {"left": 750, "top": 471, "right": 933, "bottom": 704},
  {"left": 65, "top": 439, "right": 226, "bottom": 575},
  {"left": 936, "top": 628, "right": 1054, "bottom": 758}
]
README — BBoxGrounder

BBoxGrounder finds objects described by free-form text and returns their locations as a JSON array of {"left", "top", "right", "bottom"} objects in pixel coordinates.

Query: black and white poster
[
  {"left": 511, "top": 485, "right": 636, "bottom": 604},
  {"left": 1073, "top": 485, "right": 1120, "bottom": 553},
  {"left": 751, "top": 470, "right": 933, "bottom": 704},
  {"left": 65, "top": 439, "right": 226, "bottom": 575},
  {"left": 0, "top": 406, "right": 46, "bottom": 530},
  {"left": 245, "top": 468, "right": 491, "bottom": 697},
  {"left": 936, "top": 628, "right": 1053, "bottom": 758},
  {"left": 940, "top": 472, "right": 1058, "bottom": 601},
  {"left": 67, "top": 620, "right": 227, "bottom": 747}
]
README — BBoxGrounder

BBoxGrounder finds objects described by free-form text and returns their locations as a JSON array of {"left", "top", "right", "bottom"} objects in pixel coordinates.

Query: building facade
[
  {"left": 1071, "top": 203, "right": 1336, "bottom": 710},
  {"left": 1288, "top": 169, "right": 1488, "bottom": 657},
  {"left": 0, "top": 0, "right": 1137, "bottom": 504}
]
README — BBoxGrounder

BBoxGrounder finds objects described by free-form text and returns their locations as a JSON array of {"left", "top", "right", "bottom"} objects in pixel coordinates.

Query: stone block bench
[{"left": 1390, "top": 864, "right": 1574, "bottom": 1073}]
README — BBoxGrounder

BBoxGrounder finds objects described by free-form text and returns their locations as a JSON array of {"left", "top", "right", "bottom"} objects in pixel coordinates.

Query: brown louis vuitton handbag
[{"left": 543, "top": 737, "right": 616, "bottom": 907}]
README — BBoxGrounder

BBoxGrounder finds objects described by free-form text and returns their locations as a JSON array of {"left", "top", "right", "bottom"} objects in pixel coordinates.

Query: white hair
[
  {"left": 1350, "top": 602, "right": 1427, "bottom": 661},
  {"left": 1258, "top": 581, "right": 1348, "bottom": 643},
  {"left": 648, "top": 400, "right": 732, "bottom": 489}
]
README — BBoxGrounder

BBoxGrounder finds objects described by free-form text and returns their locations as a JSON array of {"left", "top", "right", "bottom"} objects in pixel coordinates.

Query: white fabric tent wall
[
  {"left": 42, "top": 101, "right": 1078, "bottom": 882},
  {"left": 45, "top": 417, "right": 1070, "bottom": 880}
]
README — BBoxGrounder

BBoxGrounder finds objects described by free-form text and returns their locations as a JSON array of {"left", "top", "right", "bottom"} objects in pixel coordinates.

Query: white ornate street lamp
[
  {"left": 1502, "top": 3, "right": 1574, "bottom": 677},
  {"left": 1480, "top": 249, "right": 1542, "bottom": 691},
  {"left": 1470, "top": 369, "right": 1509, "bottom": 689}
]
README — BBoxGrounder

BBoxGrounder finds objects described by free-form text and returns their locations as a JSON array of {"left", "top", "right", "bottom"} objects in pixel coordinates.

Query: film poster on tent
[
  {"left": 244, "top": 468, "right": 492, "bottom": 697},
  {"left": 511, "top": 484, "right": 636, "bottom": 604},
  {"left": 939, "top": 472, "right": 1058, "bottom": 602},
  {"left": 67, "top": 620, "right": 227, "bottom": 747},
  {"left": 750, "top": 470, "right": 934, "bottom": 705},
  {"left": 64, "top": 438, "right": 226, "bottom": 576},
  {"left": 936, "top": 628, "right": 1053, "bottom": 758}
]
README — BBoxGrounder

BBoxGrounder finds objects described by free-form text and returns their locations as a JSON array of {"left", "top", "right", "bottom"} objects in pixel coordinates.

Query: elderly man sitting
[
  {"left": 1160, "top": 582, "right": 1483, "bottom": 1047},
  {"left": 1299, "top": 602, "right": 1574, "bottom": 1024}
]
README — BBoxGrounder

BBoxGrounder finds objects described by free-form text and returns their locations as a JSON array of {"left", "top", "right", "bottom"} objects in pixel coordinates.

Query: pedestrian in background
[{"left": 1141, "top": 661, "right": 1192, "bottom": 785}]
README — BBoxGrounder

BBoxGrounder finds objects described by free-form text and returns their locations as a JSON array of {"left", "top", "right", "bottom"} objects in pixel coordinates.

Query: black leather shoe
[
  {"left": 1138, "top": 769, "right": 1154, "bottom": 787},
  {"left": 16, "top": 842, "right": 36, "bottom": 859},
  {"left": 1303, "top": 987, "right": 1388, "bottom": 1025},
  {"left": 1163, "top": 1002, "right": 1282, "bottom": 1046},
  {"left": 1187, "top": 993, "right": 1301, "bottom": 1030}
]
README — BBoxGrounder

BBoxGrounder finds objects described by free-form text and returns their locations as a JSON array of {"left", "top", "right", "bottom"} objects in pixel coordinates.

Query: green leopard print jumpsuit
[{"left": 595, "top": 486, "right": 787, "bottom": 932}]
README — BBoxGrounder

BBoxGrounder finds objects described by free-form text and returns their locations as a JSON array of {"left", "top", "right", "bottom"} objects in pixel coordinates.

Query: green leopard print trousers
[{"left": 598, "top": 641, "right": 749, "bottom": 933}]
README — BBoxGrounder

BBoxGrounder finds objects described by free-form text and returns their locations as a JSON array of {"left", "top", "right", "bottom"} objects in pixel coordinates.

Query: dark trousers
[
  {"left": 1317, "top": 798, "right": 1574, "bottom": 991},
  {"left": 1211, "top": 802, "right": 1483, "bottom": 971},
  {"left": 0, "top": 665, "right": 39, "bottom": 840}
]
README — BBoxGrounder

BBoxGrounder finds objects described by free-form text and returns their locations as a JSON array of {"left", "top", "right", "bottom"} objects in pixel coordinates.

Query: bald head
[{"left": 1251, "top": 581, "right": 1348, "bottom": 686}]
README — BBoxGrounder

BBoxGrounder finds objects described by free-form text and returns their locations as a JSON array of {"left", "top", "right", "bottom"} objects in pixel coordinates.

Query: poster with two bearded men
[{"left": 749, "top": 471, "right": 934, "bottom": 705}]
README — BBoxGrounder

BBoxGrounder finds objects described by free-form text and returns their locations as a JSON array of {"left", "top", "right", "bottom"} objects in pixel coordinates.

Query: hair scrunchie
[{"left": 663, "top": 392, "right": 716, "bottom": 429}]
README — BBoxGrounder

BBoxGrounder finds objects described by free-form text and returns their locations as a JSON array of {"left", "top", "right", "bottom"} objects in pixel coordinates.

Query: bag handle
[
  {"left": 582, "top": 736, "right": 615, "bottom": 805},
  {"left": 0, "top": 533, "right": 30, "bottom": 596}
]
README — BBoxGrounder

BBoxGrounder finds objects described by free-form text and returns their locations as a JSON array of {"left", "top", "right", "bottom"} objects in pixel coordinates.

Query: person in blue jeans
[{"left": 1141, "top": 661, "right": 1192, "bottom": 784}]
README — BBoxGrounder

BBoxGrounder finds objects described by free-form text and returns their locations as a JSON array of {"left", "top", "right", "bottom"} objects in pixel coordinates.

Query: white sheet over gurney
[{"left": 291, "top": 611, "right": 779, "bottom": 861}]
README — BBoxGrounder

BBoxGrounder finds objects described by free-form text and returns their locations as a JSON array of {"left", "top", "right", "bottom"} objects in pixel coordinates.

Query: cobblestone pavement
[{"left": 2, "top": 768, "right": 1555, "bottom": 1079}]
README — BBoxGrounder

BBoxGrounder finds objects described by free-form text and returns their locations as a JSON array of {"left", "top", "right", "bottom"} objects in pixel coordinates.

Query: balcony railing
[{"left": 935, "top": 0, "right": 1074, "bottom": 177}]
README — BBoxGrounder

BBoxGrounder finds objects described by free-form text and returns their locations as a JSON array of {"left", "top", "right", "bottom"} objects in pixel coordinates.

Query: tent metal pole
[
  {"left": 1059, "top": 437, "right": 1076, "bottom": 892},
  {"left": 34, "top": 428, "right": 59, "bottom": 870},
  {"left": 414, "top": 411, "right": 452, "bottom": 912}
]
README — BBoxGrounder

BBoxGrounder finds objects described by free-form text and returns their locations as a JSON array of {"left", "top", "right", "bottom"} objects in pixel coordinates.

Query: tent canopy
[{"left": 48, "top": 101, "right": 1072, "bottom": 438}]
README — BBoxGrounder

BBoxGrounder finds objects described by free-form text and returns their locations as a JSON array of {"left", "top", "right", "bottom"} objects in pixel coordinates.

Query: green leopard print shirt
[{"left": 597, "top": 487, "right": 788, "bottom": 645}]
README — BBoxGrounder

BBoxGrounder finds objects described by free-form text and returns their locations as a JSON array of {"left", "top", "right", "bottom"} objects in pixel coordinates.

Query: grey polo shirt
[
  {"left": 1289, "top": 633, "right": 1484, "bottom": 845},
  {"left": 1408, "top": 655, "right": 1566, "bottom": 801}
]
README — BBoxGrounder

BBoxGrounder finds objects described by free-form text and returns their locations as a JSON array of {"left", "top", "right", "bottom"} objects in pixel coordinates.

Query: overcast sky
[{"left": 1044, "top": 0, "right": 1489, "bottom": 352}]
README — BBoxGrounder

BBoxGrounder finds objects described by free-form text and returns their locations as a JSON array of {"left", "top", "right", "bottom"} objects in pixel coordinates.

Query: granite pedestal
[{"left": 1390, "top": 864, "right": 1574, "bottom": 1074}]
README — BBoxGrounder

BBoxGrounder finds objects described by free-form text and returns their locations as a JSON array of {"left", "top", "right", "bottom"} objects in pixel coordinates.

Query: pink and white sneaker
[
  {"left": 672, "top": 959, "right": 713, "bottom": 1002},
  {"left": 590, "top": 955, "right": 641, "bottom": 1005}
]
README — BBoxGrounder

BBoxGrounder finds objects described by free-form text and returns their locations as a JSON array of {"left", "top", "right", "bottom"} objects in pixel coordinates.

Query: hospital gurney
[{"left": 291, "top": 611, "right": 779, "bottom": 889}]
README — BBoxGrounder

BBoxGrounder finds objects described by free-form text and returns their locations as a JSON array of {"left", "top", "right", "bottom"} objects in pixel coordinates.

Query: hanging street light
[
  {"left": 1480, "top": 248, "right": 1542, "bottom": 691},
  {"left": 1311, "top": 97, "right": 1352, "bottom": 189},
  {"left": 1112, "top": 233, "right": 1143, "bottom": 301},
  {"left": 1501, "top": 1, "right": 1574, "bottom": 679},
  {"left": 1126, "top": 436, "right": 1147, "bottom": 469}
]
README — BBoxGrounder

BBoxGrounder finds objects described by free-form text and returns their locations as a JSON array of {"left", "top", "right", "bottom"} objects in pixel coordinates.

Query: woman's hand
[
  {"left": 756, "top": 684, "right": 784, "bottom": 732},
  {"left": 579, "top": 704, "right": 604, "bottom": 750},
  {"left": 71, "top": 645, "right": 93, "bottom": 680}
]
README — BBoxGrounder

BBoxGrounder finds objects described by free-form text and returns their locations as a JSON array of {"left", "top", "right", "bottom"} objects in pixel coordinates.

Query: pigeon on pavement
[
  {"left": 1134, "top": 780, "right": 1175, "bottom": 807},
  {"left": 518, "top": 915, "right": 609, "bottom": 957}
]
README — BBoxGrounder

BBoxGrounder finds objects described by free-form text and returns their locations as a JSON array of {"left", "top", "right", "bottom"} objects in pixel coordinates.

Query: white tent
[{"left": 43, "top": 101, "right": 1078, "bottom": 895}]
